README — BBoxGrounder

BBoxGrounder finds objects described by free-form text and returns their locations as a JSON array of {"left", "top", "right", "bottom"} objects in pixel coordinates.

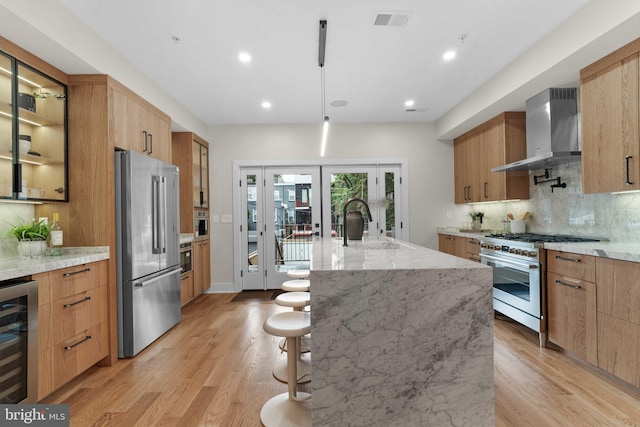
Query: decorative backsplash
[
  {"left": 0, "top": 203, "right": 35, "bottom": 257},
  {"left": 469, "top": 162, "right": 640, "bottom": 243}
]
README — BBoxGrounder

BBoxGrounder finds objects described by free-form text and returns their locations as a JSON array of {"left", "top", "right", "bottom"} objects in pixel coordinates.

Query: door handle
[
  {"left": 142, "top": 131, "right": 148, "bottom": 152},
  {"left": 63, "top": 296, "right": 91, "bottom": 308},
  {"left": 626, "top": 155, "right": 633, "bottom": 185}
]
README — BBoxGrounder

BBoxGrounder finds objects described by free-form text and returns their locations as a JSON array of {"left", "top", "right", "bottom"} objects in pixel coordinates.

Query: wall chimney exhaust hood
[{"left": 492, "top": 88, "right": 580, "bottom": 172}]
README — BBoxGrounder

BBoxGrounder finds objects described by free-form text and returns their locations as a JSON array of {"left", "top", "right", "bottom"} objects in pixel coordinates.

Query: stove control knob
[
  {"left": 528, "top": 251, "right": 537, "bottom": 257},
  {"left": 480, "top": 243, "right": 487, "bottom": 248},
  {"left": 514, "top": 249, "right": 522, "bottom": 255},
  {"left": 487, "top": 244, "right": 494, "bottom": 250},
  {"left": 509, "top": 248, "right": 516, "bottom": 254}
]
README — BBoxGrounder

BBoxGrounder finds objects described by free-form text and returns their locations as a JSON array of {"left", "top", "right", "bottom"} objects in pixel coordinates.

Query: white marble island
[{"left": 310, "top": 238, "right": 494, "bottom": 427}]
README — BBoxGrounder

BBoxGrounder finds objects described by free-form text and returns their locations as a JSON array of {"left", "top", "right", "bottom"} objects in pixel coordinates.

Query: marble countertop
[
  {"left": 180, "top": 233, "right": 194, "bottom": 244},
  {"left": 0, "top": 246, "right": 110, "bottom": 281},
  {"left": 437, "top": 227, "right": 640, "bottom": 263},
  {"left": 311, "top": 236, "right": 488, "bottom": 271}
]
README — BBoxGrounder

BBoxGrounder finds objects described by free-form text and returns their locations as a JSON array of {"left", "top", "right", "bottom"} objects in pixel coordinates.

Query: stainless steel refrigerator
[{"left": 115, "top": 150, "right": 181, "bottom": 358}]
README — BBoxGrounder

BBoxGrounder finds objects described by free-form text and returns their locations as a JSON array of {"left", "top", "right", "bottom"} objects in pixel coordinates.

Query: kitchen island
[{"left": 310, "top": 238, "right": 494, "bottom": 427}]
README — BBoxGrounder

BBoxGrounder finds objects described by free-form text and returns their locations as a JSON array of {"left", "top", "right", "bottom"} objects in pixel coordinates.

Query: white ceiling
[{"left": 22, "top": 1, "right": 593, "bottom": 126}]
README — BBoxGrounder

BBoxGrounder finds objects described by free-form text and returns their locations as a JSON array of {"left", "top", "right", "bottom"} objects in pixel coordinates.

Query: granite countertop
[
  {"left": 311, "top": 236, "right": 488, "bottom": 271},
  {"left": 437, "top": 227, "right": 640, "bottom": 262},
  {"left": 0, "top": 246, "right": 110, "bottom": 281}
]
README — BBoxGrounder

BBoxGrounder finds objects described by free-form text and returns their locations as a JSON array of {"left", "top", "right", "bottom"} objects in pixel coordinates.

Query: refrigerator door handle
[
  {"left": 152, "top": 175, "right": 162, "bottom": 254},
  {"left": 159, "top": 176, "right": 167, "bottom": 254},
  {"left": 133, "top": 266, "right": 181, "bottom": 287}
]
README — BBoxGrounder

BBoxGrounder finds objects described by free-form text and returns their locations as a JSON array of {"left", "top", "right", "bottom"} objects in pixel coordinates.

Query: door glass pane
[
  {"left": 273, "top": 173, "right": 312, "bottom": 273},
  {"left": 192, "top": 142, "right": 200, "bottom": 206},
  {"left": 200, "top": 144, "right": 209, "bottom": 208},
  {"left": 329, "top": 173, "right": 369, "bottom": 238},
  {"left": 384, "top": 172, "right": 396, "bottom": 237},
  {"left": 246, "top": 175, "right": 258, "bottom": 272},
  {"left": 17, "top": 62, "right": 67, "bottom": 201},
  {"left": 0, "top": 53, "right": 12, "bottom": 198}
]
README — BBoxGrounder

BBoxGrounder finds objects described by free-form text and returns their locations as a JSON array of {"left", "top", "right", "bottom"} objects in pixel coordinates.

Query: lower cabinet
[
  {"left": 180, "top": 271, "right": 194, "bottom": 307},
  {"left": 193, "top": 239, "right": 211, "bottom": 297},
  {"left": 35, "top": 260, "right": 108, "bottom": 400},
  {"left": 547, "top": 250, "right": 597, "bottom": 364},
  {"left": 596, "top": 257, "right": 640, "bottom": 387},
  {"left": 438, "top": 233, "right": 480, "bottom": 262},
  {"left": 547, "top": 251, "right": 640, "bottom": 388}
]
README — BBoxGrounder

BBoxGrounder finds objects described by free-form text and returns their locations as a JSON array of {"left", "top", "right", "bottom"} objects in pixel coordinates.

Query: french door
[
  {"left": 240, "top": 167, "right": 321, "bottom": 290},
  {"left": 321, "top": 165, "right": 402, "bottom": 240}
]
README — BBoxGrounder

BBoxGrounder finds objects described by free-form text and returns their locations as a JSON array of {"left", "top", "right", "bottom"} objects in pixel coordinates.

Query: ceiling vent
[{"left": 374, "top": 12, "right": 410, "bottom": 27}]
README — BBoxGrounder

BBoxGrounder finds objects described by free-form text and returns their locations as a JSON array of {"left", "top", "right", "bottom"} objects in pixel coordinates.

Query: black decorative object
[{"left": 18, "top": 93, "right": 36, "bottom": 112}]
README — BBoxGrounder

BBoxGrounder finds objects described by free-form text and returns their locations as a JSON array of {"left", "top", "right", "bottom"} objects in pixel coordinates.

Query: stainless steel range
[{"left": 480, "top": 233, "right": 600, "bottom": 346}]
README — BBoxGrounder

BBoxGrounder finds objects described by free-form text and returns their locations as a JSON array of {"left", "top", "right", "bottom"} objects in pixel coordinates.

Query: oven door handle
[{"left": 480, "top": 253, "right": 538, "bottom": 269}]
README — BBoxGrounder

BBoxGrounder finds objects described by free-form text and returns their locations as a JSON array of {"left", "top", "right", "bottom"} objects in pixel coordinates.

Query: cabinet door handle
[
  {"left": 555, "top": 255, "right": 581, "bottom": 263},
  {"left": 446, "top": 237, "right": 455, "bottom": 241},
  {"left": 626, "top": 155, "right": 633, "bottom": 185},
  {"left": 200, "top": 191, "right": 204, "bottom": 207},
  {"left": 65, "top": 335, "right": 92, "bottom": 351},
  {"left": 555, "top": 279, "right": 581, "bottom": 290},
  {"left": 148, "top": 133, "right": 153, "bottom": 154},
  {"left": 63, "top": 296, "right": 91, "bottom": 308},
  {"left": 143, "top": 130, "right": 148, "bottom": 152},
  {"left": 467, "top": 185, "right": 472, "bottom": 200},
  {"left": 63, "top": 267, "right": 91, "bottom": 277},
  {"left": 484, "top": 182, "right": 488, "bottom": 199}
]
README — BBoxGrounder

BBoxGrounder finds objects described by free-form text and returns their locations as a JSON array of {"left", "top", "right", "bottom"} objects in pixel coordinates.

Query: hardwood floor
[{"left": 42, "top": 293, "right": 640, "bottom": 426}]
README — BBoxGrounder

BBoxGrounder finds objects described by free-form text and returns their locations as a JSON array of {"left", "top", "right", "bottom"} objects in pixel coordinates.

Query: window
[
  {"left": 274, "top": 189, "right": 281, "bottom": 201},
  {"left": 252, "top": 209, "right": 257, "bottom": 223},
  {"left": 288, "top": 189, "right": 295, "bottom": 202},
  {"left": 248, "top": 186, "right": 257, "bottom": 202}
]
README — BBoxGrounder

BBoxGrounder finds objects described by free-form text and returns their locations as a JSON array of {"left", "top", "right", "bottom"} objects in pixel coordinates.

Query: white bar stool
[
  {"left": 281, "top": 279, "right": 310, "bottom": 292},
  {"left": 274, "top": 291, "right": 311, "bottom": 383},
  {"left": 261, "top": 311, "right": 312, "bottom": 427},
  {"left": 286, "top": 269, "right": 310, "bottom": 279}
]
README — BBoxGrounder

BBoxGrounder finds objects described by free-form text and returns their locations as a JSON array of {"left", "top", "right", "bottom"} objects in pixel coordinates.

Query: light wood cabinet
[
  {"left": 546, "top": 250, "right": 597, "bottom": 364},
  {"left": 454, "top": 112, "right": 528, "bottom": 204},
  {"left": 580, "top": 37, "right": 640, "bottom": 194},
  {"left": 35, "top": 260, "right": 109, "bottom": 400},
  {"left": 171, "top": 132, "right": 211, "bottom": 232},
  {"left": 596, "top": 257, "right": 640, "bottom": 387},
  {"left": 438, "top": 233, "right": 480, "bottom": 262},
  {"left": 180, "top": 271, "right": 194, "bottom": 306},
  {"left": 193, "top": 239, "right": 211, "bottom": 296},
  {"left": 111, "top": 84, "right": 172, "bottom": 163}
]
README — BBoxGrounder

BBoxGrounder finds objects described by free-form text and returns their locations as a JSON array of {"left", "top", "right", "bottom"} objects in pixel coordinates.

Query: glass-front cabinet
[
  {"left": 0, "top": 50, "right": 67, "bottom": 201},
  {"left": 192, "top": 139, "right": 209, "bottom": 208}
]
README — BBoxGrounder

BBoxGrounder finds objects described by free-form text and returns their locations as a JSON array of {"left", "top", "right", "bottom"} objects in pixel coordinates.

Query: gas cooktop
[{"left": 484, "top": 232, "right": 601, "bottom": 243}]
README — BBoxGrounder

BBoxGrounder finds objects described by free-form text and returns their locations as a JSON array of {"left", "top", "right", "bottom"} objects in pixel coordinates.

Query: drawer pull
[
  {"left": 63, "top": 267, "right": 91, "bottom": 277},
  {"left": 555, "top": 255, "right": 581, "bottom": 263},
  {"left": 63, "top": 296, "right": 91, "bottom": 308},
  {"left": 446, "top": 237, "right": 455, "bottom": 241},
  {"left": 555, "top": 279, "right": 581, "bottom": 290},
  {"left": 64, "top": 335, "right": 92, "bottom": 351}
]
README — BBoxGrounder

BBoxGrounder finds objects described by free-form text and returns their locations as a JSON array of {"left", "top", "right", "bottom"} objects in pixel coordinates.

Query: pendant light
[{"left": 319, "top": 20, "right": 329, "bottom": 157}]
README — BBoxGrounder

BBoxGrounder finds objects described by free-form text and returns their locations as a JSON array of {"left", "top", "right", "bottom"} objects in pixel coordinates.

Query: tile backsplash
[
  {"left": 467, "top": 162, "right": 640, "bottom": 243},
  {"left": 0, "top": 203, "right": 36, "bottom": 257}
]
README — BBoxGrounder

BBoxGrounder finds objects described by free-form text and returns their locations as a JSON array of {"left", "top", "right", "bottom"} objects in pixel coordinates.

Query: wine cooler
[{"left": 0, "top": 279, "right": 37, "bottom": 403}]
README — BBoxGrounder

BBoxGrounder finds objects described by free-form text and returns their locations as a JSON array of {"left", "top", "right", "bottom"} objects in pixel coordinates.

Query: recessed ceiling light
[
  {"left": 261, "top": 101, "right": 272, "bottom": 109},
  {"left": 238, "top": 52, "right": 252, "bottom": 63},
  {"left": 443, "top": 50, "right": 456, "bottom": 61},
  {"left": 404, "top": 100, "right": 415, "bottom": 107},
  {"left": 330, "top": 100, "right": 348, "bottom": 108}
]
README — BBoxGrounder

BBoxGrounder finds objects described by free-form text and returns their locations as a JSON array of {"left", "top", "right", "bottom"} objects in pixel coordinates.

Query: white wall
[{"left": 206, "top": 122, "right": 462, "bottom": 289}]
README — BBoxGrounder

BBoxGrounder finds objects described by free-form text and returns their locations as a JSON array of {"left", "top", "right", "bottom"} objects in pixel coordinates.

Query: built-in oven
[
  {"left": 194, "top": 210, "right": 208, "bottom": 241},
  {"left": 480, "top": 238, "right": 547, "bottom": 347},
  {"left": 0, "top": 278, "right": 38, "bottom": 403},
  {"left": 180, "top": 241, "right": 193, "bottom": 274}
]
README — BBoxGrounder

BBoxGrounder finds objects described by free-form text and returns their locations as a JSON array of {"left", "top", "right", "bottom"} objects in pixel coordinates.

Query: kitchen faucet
[{"left": 343, "top": 197, "right": 373, "bottom": 246}]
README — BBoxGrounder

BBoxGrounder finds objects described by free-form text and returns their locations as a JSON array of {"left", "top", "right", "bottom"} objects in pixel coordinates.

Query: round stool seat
[
  {"left": 281, "top": 279, "right": 310, "bottom": 292},
  {"left": 263, "top": 311, "right": 310, "bottom": 338},
  {"left": 286, "top": 269, "right": 310, "bottom": 279},
  {"left": 275, "top": 291, "right": 310, "bottom": 309}
]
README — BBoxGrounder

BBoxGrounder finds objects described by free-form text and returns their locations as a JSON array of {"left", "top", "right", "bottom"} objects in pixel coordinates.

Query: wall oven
[
  {"left": 0, "top": 279, "right": 38, "bottom": 403},
  {"left": 180, "top": 241, "right": 193, "bottom": 274},
  {"left": 194, "top": 210, "right": 208, "bottom": 241}
]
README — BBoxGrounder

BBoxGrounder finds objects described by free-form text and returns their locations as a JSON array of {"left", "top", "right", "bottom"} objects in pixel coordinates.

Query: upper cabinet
[
  {"left": 0, "top": 42, "right": 68, "bottom": 201},
  {"left": 454, "top": 112, "right": 529, "bottom": 203},
  {"left": 172, "top": 132, "right": 210, "bottom": 232},
  {"left": 581, "top": 37, "right": 640, "bottom": 194},
  {"left": 111, "top": 84, "right": 171, "bottom": 163}
]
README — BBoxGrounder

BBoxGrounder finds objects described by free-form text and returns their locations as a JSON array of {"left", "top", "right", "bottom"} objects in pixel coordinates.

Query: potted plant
[
  {"left": 11, "top": 219, "right": 50, "bottom": 258},
  {"left": 469, "top": 211, "right": 485, "bottom": 231}
]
